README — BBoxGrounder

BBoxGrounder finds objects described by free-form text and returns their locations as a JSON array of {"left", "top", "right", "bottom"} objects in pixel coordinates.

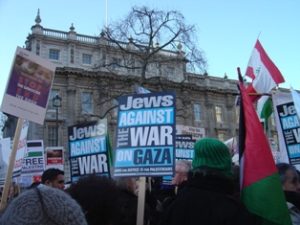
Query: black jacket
[{"left": 159, "top": 171, "right": 261, "bottom": 225}]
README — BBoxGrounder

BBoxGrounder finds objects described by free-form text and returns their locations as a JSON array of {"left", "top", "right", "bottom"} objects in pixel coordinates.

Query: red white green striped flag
[
  {"left": 238, "top": 74, "right": 292, "bottom": 225},
  {"left": 245, "top": 40, "right": 285, "bottom": 102},
  {"left": 257, "top": 96, "right": 273, "bottom": 126}
]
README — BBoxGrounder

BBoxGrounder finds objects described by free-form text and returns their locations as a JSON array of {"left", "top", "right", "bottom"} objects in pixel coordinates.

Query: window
[
  {"left": 36, "top": 40, "right": 40, "bottom": 55},
  {"left": 217, "top": 132, "right": 225, "bottom": 141},
  {"left": 215, "top": 106, "right": 223, "bottom": 123},
  {"left": 82, "top": 53, "right": 92, "bottom": 65},
  {"left": 112, "top": 99, "right": 118, "bottom": 118},
  {"left": 81, "top": 92, "right": 93, "bottom": 114},
  {"left": 70, "top": 48, "right": 74, "bottom": 63},
  {"left": 49, "top": 49, "right": 60, "bottom": 60},
  {"left": 48, "top": 125, "right": 57, "bottom": 146},
  {"left": 272, "top": 134, "right": 279, "bottom": 150},
  {"left": 166, "top": 66, "right": 175, "bottom": 76},
  {"left": 102, "top": 53, "right": 106, "bottom": 66},
  {"left": 271, "top": 113, "right": 275, "bottom": 127},
  {"left": 193, "top": 103, "right": 201, "bottom": 122},
  {"left": 48, "top": 90, "right": 59, "bottom": 110},
  {"left": 111, "top": 57, "right": 121, "bottom": 69}
]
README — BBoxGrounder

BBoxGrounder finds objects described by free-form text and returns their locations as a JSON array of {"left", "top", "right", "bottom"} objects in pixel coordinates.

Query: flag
[
  {"left": 257, "top": 95, "right": 273, "bottom": 130},
  {"left": 245, "top": 40, "right": 285, "bottom": 102},
  {"left": 257, "top": 96, "right": 272, "bottom": 120},
  {"left": 238, "top": 77, "right": 292, "bottom": 225}
]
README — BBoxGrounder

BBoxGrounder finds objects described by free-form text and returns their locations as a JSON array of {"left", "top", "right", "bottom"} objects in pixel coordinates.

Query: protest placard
[
  {"left": 114, "top": 91, "right": 176, "bottom": 177},
  {"left": 45, "top": 147, "right": 64, "bottom": 171},
  {"left": 68, "top": 119, "right": 110, "bottom": 182},
  {"left": 22, "top": 140, "right": 45, "bottom": 176},
  {"left": 1, "top": 47, "right": 56, "bottom": 124},
  {"left": 273, "top": 92, "right": 300, "bottom": 170}
]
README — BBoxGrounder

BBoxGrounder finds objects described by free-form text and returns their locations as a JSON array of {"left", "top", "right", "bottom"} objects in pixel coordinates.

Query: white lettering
[
  {"left": 130, "top": 126, "right": 173, "bottom": 147},
  {"left": 118, "top": 109, "right": 172, "bottom": 126},
  {"left": 293, "top": 128, "right": 300, "bottom": 142},
  {"left": 78, "top": 154, "right": 108, "bottom": 174},
  {"left": 119, "top": 95, "right": 174, "bottom": 110}
]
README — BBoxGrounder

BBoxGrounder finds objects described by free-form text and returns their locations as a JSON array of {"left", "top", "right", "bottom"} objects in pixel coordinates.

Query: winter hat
[
  {"left": 192, "top": 138, "right": 233, "bottom": 177},
  {"left": 0, "top": 185, "right": 88, "bottom": 225}
]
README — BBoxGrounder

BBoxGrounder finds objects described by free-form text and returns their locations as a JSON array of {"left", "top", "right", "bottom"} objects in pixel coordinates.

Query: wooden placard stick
[{"left": 0, "top": 118, "right": 24, "bottom": 211}]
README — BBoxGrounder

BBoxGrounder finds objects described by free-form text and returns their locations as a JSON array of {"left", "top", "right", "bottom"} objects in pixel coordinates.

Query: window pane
[
  {"left": 217, "top": 132, "right": 225, "bottom": 141},
  {"left": 111, "top": 57, "right": 121, "bottom": 69},
  {"left": 48, "top": 90, "right": 59, "bottom": 110},
  {"left": 215, "top": 106, "right": 223, "bottom": 123},
  {"left": 166, "top": 66, "right": 175, "bottom": 76},
  {"left": 36, "top": 40, "right": 40, "bottom": 55},
  {"left": 70, "top": 48, "right": 74, "bottom": 63},
  {"left": 81, "top": 92, "right": 93, "bottom": 114},
  {"left": 48, "top": 126, "right": 57, "bottom": 146},
  {"left": 270, "top": 113, "right": 275, "bottom": 126},
  {"left": 194, "top": 104, "right": 201, "bottom": 122},
  {"left": 82, "top": 53, "right": 92, "bottom": 64},
  {"left": 49, "top": 49, "right": 60, "bottom": 60}
]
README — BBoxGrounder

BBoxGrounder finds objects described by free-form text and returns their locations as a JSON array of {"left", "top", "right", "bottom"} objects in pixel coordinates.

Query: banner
[
  {"left": 176, "top": 125, "right": 205, "bottom": 140},
  {"left": 0, "top": 138, "right": 11, "bottom": 185},
  {"left": 69, "top": 119, "right": 110, "bottom": 182},
  {"left": 21, "top": 140, "right": 45, "bottom": 176},
  {"left": 114, "top": 91, "right": 176, "bottom": 177},
  {"left": 1, "top": 47, "right": 56, "bottom": 124},
  {"left": 13, "top": 120, "right": 29, "bottom": 178},
  {"left": 273, "top": 92, "right": 300, "bottom": 170},
  {"left": 45, "top": 147, "right": 64, "bottom": 171}
]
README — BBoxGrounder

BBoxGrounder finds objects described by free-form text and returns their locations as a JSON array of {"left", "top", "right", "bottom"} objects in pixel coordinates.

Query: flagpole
[
  {"left": 247, "top": 93, "right": 271, "bottom": 96},
  {"left": 256, "top": 32, "right": 261, "bottom": 41},
  {"left": 105, "top": 0, "right": 108, "bottom": 27}
]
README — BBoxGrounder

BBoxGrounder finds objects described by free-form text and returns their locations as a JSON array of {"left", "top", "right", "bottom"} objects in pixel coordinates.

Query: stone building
[{"left": 5, "top": 12, "right": 244, "bottom": 181}]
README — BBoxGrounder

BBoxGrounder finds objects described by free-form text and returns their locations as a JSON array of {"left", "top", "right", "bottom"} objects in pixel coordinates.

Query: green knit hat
[{"left": 192, "top": 138, "right": 233, "bottom": 177}]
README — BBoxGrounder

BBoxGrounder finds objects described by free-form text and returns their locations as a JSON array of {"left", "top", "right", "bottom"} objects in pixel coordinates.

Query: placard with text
[
  {"left": 68, "top": 119, "right": 110, "bottom": 182},
  {"left": 1, "top": 47, "right": 56, "bottom": 124},
  {"left": 114, "top": 91, "right": 176, "bottom": 177},
  {"left": 273, "top": 92, "right": 300, "bottom": 170}
]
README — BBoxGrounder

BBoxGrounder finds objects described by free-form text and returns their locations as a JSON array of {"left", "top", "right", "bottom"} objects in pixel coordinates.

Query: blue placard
[
  {"left": 277, "top": 102, "right": 300, "bottom": 164},
  {"left": 114, "top": 92, "right": 176, "bottom": 177},
  {"left": 68, "top": 120, "right": 110, "bottom": 181}
]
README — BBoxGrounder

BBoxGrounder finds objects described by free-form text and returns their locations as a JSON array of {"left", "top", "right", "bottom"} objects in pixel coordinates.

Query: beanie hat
[
  {"left": 0, "top": 185, "right": 88, "bottom": 225},
  {"left": 192, "top": 138, "right": 233, "bottom": 177}
]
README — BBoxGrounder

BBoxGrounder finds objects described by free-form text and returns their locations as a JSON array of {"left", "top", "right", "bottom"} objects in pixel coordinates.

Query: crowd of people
[{"left": 0, "top": 138, "right": 299, "bottom": 225}]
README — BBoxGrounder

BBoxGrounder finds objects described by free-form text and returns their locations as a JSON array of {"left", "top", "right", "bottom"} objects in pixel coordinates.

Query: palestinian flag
[{"left": 238, "top": 74, "right": 291, "bottom": 225}]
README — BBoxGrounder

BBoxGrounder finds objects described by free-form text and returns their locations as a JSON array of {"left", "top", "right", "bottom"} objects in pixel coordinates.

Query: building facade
[{"left": 5, "top": 12, "right": 244, "bottom": 181}]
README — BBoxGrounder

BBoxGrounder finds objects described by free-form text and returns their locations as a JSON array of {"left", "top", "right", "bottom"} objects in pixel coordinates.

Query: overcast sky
[{"left": 1, "top": 0, "right": 299, "bottom": 103}]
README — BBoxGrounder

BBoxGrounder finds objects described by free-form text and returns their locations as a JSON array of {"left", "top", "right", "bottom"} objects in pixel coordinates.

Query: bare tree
[
  {"left": 0, "top": 112, "right": 8, "bottom": 139},
  {"left": 97, "top": 6, "right": 206, "bottom": 82}
]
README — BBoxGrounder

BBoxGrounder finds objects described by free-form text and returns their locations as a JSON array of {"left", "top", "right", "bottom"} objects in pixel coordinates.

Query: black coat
[
  {"left": 285, "top": 191, "right": 300, "bottom": 210},
  {"left": 117, "top": 189, "right": 138, "bottom": 225},
  {"left": 159, "top": 172, "right": 261, "bottom": 225}
]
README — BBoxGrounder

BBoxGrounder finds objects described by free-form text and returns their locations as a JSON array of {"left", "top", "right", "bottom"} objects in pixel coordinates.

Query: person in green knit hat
[
  {"left": 192, "top": 137, "right": 233, "bottom": 177},
  {"left": 159, "top": 138, "right": 261, "bottom": 225}
]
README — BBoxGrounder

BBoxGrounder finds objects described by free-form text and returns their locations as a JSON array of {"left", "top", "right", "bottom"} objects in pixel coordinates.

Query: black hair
[
  {"left": 28, "top": 181, "right": 41, "bottom": 189},
  {"left": 66, "top": 175, "right": 120, "bottom": 225},
  {"left": 276, "top": 163, "right": 298, "bottom": 185},
  {"left": 41, "top": 168, "right": 64, "bottom": 184}
]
